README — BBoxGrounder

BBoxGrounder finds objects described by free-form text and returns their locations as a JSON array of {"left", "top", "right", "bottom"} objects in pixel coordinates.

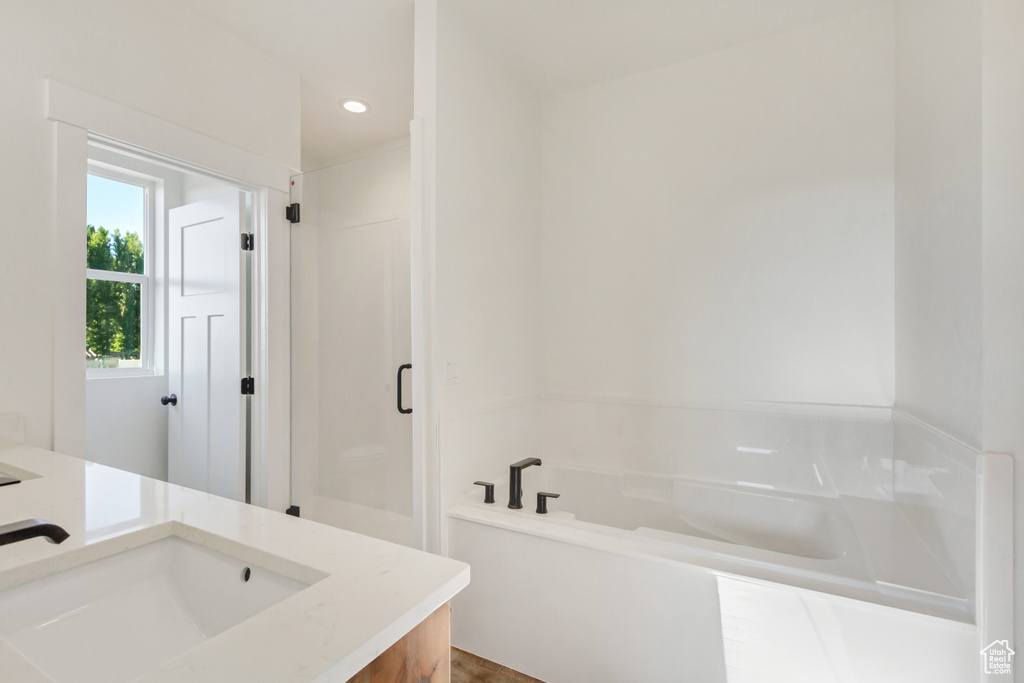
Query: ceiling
[
  {"left": 447, "top": 0, "right": 893, "bottom": 96},
  {"left": 183, "top": 0, "right": 415, "bottom": 172},
  {"left": 183, "top": 0, "right": 892, "bottom": 172}
]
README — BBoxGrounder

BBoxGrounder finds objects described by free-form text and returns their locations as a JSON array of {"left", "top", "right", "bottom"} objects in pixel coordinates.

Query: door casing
[{"left": 48, "top": 82, "right": 292, "bottom": 512}]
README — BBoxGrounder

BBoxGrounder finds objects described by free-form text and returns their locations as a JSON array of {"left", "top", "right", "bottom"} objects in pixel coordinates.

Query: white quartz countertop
[{"left": 0, "top": 442, "right": 469, "bottom": 682}]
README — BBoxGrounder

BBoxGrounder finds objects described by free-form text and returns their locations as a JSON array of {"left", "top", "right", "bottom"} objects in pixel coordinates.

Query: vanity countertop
[{"left": 0, "top": 441, "right": 469, "bottom": 682}]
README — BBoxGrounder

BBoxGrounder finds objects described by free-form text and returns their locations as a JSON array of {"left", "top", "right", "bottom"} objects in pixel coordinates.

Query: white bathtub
[
  {"left": 448, "top": 462, "right": 977, "bottom": 683},
  {"left": 526, "top": 465, "right": 857, "bottom": 559}
]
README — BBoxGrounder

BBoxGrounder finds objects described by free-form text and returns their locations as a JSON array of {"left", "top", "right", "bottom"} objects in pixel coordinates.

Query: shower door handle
[{"left": 397, "top": 364, "right": 412, "bottom": 414}]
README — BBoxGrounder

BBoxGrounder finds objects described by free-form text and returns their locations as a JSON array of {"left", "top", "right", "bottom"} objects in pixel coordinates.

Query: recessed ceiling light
[{"left": 341, "top": 99, "right": 369, "bottom": 114}]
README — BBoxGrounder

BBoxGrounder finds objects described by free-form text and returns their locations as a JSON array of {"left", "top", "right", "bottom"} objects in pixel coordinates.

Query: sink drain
[{"left": 240, "top": 567, "right": 251, "bottom": 583}]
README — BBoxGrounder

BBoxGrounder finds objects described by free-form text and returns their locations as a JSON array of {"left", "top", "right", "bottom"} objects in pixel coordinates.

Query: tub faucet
[
  {"left": 0, "top": 519, "right": 70, "bottom": 547},
  {"left": 508, "top": 457, "right": 541, "bottom": 509}
]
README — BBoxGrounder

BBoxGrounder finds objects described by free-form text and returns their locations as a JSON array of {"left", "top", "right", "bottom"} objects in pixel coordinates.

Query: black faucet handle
[
  {"left": 473, "top": 481, "right": 495, "bottom": 504},
  {"left": 536, "top": 491, "right": 560, "bottom": 514}
]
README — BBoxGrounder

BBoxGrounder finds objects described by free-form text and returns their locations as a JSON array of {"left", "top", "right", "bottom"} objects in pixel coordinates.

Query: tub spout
[
  {"left": 508, "top": 458, "right": 542, "bottom": 509},
  {"left": 0, "top": 519, "right": 70, "bottom": 546}
]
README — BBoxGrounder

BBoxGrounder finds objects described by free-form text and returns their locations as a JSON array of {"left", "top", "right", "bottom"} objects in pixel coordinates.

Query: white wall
[
  {"left": 0, "top": 1, "right": 300, "bottom": 450},
  {"left": 85, "top": 375, "right": 168, "bottom": 480},
  {"left": 541, "top": 7, "right": 895, "bottom": 407},
  {"left": 894, "top": 0, "right": 983, "bottom": 449},
  {"left": 979, "top": 0, "right": 1024, "bottom": 663},
  {"left": 420, "top": 0, "right": 1017, "bottom": 669},
  {"left": 895, "top": 0, "right": 1022, "bottom": 660},
  {"left": 433, "top": 1, "right": 545, "bottom": 537},
  {"left": 435, "top": 3, "right": 544, "bottom": 412},
  {"left": 423, "top": 3, "right": 1019, "bottom": 667},
  {"left": 426, "top": 6, "right": 898, "bottom": 539}
]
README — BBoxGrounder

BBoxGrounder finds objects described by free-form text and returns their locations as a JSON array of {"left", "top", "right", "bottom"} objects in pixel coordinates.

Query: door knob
[{"left": 161, "top": 394, "right": 177, "bottom": 406}]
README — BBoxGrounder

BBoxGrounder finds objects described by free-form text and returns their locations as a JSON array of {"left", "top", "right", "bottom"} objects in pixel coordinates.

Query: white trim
[
  {"left": 412, "top": 0, "right": 440, "bottom": 554},
  {"left": 52, "top": 121, "right": 88, "bottom": 457},
  {"left": 88, "top": 143, "right": 174, "bottom": 379},
  {"left": 85, "top": 165, "right": 156, "bottom": 378},
  {"left": 51, "top": 91, "right": 291, "bottom": 512},
  {"left": 250, "top": 191, "right": 266, "bottom": 507},
  {"left": 977, "top": 453, "right": 1014, "bottom": 660},
  {"left": 84, "top": 367, "right": 152, "bottom": 379},
  {"left": 88, "top": 156, "right": 166, "bottom": 188},
  {"left": 410, "top": 117, "right": 434, "bottom": 552},
  {"left": 251, "top": 188, "right": 291, "bottom": 512},
  {"left": 85, "top": 269, "right": 147, "bottom": 285},
  {"left": 45, "top": 80, "right": 293, "bottom": 191},
  {"left": 90, "top": 134, "right": 263, "bottom": 192}
]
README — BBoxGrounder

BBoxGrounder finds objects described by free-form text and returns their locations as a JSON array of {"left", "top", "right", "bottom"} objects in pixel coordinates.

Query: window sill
[{"left": 86, "top": 369, "right": 157, "bottom": 380}]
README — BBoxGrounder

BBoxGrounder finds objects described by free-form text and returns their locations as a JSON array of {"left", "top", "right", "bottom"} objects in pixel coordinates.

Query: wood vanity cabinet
[{"left": 347, "top": 602, "right": 451, "bottom": 683}]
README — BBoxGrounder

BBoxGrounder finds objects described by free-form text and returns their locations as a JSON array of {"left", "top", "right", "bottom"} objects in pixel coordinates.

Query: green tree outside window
[{"left": 86, "top": 224, "right": 143, "bottom": 360}]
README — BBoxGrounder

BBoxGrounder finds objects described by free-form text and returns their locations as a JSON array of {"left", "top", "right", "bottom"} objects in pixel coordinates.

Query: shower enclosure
[{"left": 289, "top": 146, "right": 414, "bottom": 546}]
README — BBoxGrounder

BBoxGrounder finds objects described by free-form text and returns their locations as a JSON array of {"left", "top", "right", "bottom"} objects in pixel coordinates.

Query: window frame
[{"left": 85, "top": 163, "right": 156, "bottom": 378}]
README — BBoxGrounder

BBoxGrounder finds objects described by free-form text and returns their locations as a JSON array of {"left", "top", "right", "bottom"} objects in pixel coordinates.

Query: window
[{"left": 86, "top": 169, "right": 153, "bottom": 374}]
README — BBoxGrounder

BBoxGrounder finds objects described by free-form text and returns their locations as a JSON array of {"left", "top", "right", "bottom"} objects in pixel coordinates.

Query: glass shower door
[{"left": 289, "top": 149, "right": 413, "bottom": 546}]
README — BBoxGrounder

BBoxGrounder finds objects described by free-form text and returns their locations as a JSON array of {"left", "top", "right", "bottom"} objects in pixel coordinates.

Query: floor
[{"left": 451, "top": 648, "right": 545, "bottom": 683}]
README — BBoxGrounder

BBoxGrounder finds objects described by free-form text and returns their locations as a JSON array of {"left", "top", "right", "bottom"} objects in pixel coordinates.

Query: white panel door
[{"left": 167, "top": 192, "right": 247, "bottom": 501}]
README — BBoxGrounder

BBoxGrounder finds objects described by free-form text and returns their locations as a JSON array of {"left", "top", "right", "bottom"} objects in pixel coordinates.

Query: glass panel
[
  {"left": 87, "top": 175, "right": 145, "bottom": 274},
  {"left": 290, "top": 160, "right": 414, "bottom": 547},
  {"left": 86, "top": 279, "right": 142, "bottom": 368}
]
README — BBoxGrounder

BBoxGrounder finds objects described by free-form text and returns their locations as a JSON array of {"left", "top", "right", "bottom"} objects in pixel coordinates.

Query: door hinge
[
  {"left": 286, "top": 203, "right": 300, "bottom": 224},
  {"left": 241, "top": 377, "right": 255, "bottom": 395},
  {"left": 240, "top": 233, "right": 254, "bottom": 251}
]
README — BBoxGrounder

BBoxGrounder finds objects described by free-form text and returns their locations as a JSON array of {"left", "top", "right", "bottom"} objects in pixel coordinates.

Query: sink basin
[{"left": 0, "top": 536, "right": 311, "bottom": 682}]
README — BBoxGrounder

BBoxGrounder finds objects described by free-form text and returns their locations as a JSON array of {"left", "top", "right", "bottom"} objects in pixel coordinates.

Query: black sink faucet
[
  {"left": 0, "top": 519, "right": 70, "bottom": 547},
  {"left": 508, "top": 457, "right": 541, "bottom": 509}
]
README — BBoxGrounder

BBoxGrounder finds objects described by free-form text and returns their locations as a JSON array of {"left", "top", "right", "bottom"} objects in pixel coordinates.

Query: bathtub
[{"left": 447, "top": 462, "right": 977, "bottom": 683}]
